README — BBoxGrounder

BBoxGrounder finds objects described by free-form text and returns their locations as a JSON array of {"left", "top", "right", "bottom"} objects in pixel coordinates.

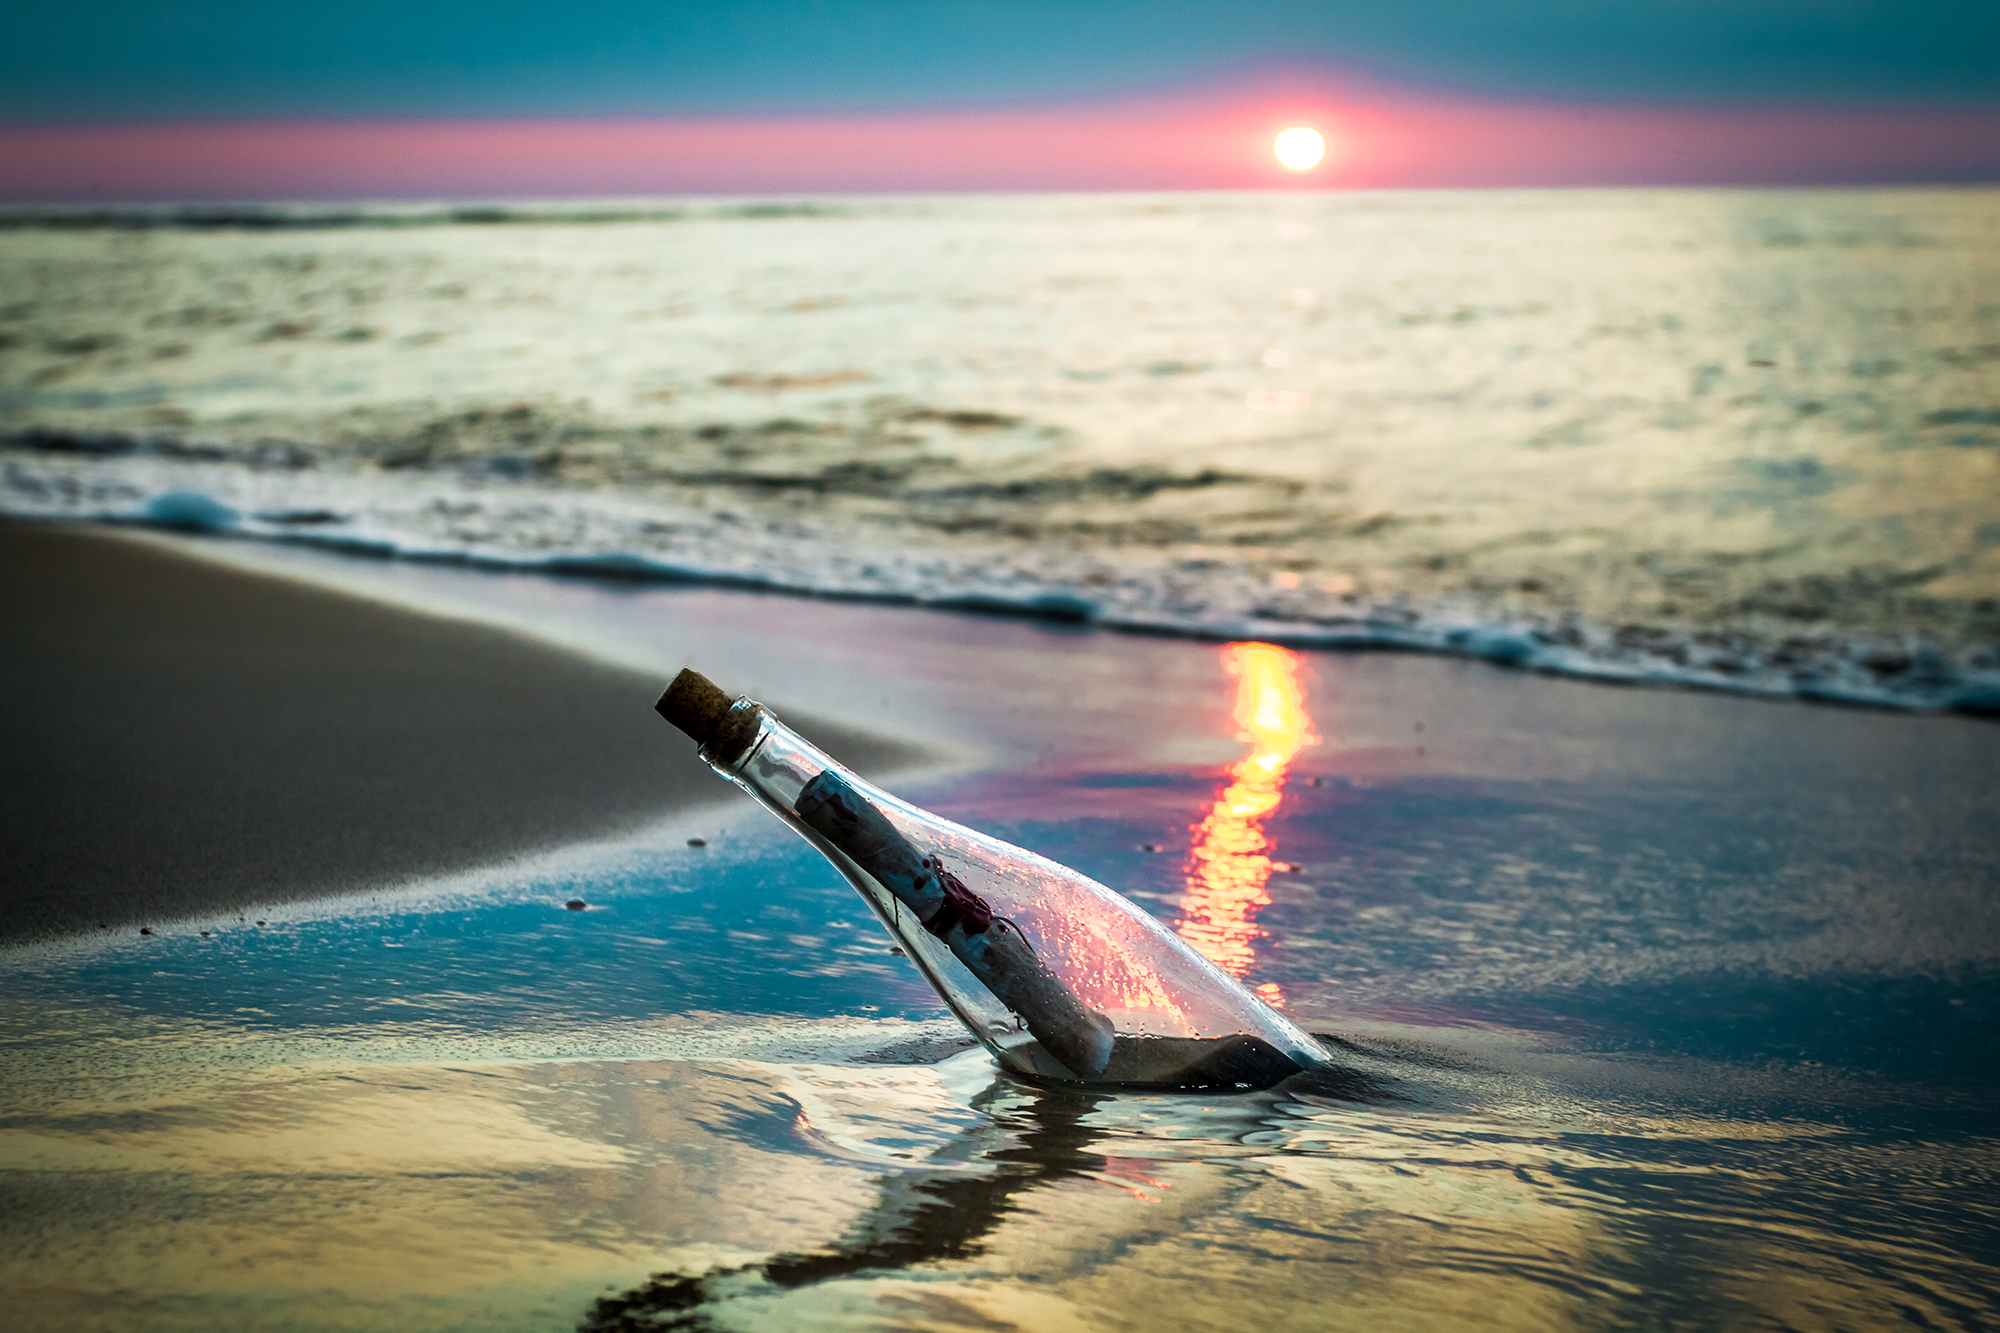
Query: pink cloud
[{"left": 3, "top": 83, "right": 1995, "bottom": 200}]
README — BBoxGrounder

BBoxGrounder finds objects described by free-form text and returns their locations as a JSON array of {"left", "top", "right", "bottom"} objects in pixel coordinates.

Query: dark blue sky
[{"left": 8, "top": 0, "right": 1998, "bottom": 123}]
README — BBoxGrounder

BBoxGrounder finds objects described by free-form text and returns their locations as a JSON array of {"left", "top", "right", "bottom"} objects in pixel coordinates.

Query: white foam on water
[{"left": 4, "top": 462, "right": 1994, "bottom": 715}]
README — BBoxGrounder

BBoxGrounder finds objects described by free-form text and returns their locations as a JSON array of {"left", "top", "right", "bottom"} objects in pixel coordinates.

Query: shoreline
[
  {"left": 16, "top": 504, "right": 1996, "bottom": 722},
  {"left": 0, "top": 520, "right": 928, "bottom": 943},
  {"left": 7, "top": 511, "right": 1995, "bottom": 949}
]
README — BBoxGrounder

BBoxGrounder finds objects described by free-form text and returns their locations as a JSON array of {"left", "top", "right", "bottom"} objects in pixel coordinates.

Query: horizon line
[{"left": 5, "top": 83, "right": 1997, "bottom": 201}]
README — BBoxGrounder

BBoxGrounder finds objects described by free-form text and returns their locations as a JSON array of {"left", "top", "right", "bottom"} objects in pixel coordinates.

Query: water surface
[
  {"left": 4, "top": 190, "right": 1998, "bottom": 707},
  {"left": 3, "top": 549, "right": 1995, "bottom": 1331}
]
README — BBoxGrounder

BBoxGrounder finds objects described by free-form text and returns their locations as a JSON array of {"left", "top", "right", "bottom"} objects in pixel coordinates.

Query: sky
[{"left": 3, "top": 1, "right": 1997, "bottom": 198}]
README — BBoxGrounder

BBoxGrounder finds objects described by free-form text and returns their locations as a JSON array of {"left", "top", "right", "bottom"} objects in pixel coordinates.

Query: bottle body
[{"left": 700, "top": 700, "right": 1327, "bottom": 1090}]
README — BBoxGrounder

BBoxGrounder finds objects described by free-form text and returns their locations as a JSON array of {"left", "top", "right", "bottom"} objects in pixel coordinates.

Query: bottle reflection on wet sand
[
  {"left": 580, "top": 1083, "right": 1109, "bottom": 1331},
  {"left": 580, "top": 1048, "right": 1403, "bottom": 1331},
  {"left": 1176, "top": 642, "right": 1318, "bottom": 1008}
]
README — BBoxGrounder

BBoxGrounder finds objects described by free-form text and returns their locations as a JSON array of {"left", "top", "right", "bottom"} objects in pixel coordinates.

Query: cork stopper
[
  {"left": 656, "top": 668, "right": 734, "bottom": 744},
  {"left": 655, "top": 667, "right": 768, "bottom": 766}
]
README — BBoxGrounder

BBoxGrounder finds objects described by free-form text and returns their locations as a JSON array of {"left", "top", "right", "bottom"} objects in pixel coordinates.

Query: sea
[
  {"left": 2, "top": 193, "right": 1999, "bottom": 1331},
  {"left": 2, "top": 189, "right": 1997, "bottom": 711}
]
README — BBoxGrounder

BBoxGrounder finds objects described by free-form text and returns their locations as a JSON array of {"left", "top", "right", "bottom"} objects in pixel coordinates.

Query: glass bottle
[{"left": 656, "top": 669, "right": 1329, "bottom": 1091}]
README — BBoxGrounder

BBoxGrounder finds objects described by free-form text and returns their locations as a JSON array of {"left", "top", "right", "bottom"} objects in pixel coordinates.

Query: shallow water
[
  {"left": 3, "top": 190, "right": 1998, "bottom": 709},
  {"left": 2, "top": 543, "right": 1996, "bottom": 1331}
]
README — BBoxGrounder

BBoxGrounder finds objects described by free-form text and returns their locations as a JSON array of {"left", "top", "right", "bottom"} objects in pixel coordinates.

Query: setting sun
[{"left": 1274, "top": 126, "right": 1325, "bottom": 171}]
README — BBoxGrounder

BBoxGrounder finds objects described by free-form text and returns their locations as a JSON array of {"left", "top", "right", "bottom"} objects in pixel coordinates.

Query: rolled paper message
[{"left": 795, "top": 769, "right": 1115, "bottom": 1078}]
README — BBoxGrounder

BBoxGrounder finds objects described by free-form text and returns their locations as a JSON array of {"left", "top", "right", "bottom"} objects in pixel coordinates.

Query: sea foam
[{"left": 4, "top": 446, "right": 1994, "bottom": 716}]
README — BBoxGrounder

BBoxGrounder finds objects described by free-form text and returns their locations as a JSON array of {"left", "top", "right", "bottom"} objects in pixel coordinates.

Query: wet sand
[
  {"left": 0, "top": 521, "right": 923, "bottom": 942},
  {"left": 3, "top": 525, "right": 1998, "bottom": 1332}
]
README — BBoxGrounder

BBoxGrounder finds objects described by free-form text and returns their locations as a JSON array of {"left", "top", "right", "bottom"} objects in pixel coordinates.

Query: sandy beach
[
  {"left": 0, "top": 520, "right": 922, "bottom": 942},
  {"left": 1, "top": 522, "right": 1996, "bottom": 1331}
]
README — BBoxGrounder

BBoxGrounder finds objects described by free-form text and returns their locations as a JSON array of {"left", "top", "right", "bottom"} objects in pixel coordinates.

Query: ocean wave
[
  {"left": 5, "top": 441, "right": 1994, "bottom": 719},
  {"left": 7, "top": 191, "right": 1996, "bottom": 718}
]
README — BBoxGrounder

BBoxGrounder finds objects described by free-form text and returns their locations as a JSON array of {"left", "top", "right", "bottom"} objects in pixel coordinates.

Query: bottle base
[{"left": 994, "top": 1031, "right": 1310, "bottom": 1091}]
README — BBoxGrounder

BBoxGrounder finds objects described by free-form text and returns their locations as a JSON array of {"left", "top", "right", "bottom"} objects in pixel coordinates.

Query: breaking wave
[{"left": 5, "top": 432, "right": 1994, "bottom": 717}]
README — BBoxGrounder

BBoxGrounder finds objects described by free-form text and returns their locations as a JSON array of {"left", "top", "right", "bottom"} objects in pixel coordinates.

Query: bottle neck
[
  {"left": 696, "top": 700, "right": 776, "bottom": 774},
  {"left": 704, "top": 706, "right": 842, "bottom": 815}
]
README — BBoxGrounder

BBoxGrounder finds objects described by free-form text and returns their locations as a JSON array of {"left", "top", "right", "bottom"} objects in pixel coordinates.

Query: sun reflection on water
[{"left": 1175, "top": 642, "right": 1317, "bottom": 1000}]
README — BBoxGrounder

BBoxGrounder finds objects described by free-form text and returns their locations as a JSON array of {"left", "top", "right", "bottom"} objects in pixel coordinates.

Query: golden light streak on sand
[{"left": 1175, "top": 642, "right": 1317, "bottom": 997}]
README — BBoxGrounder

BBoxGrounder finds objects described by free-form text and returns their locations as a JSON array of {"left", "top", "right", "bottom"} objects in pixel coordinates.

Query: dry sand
[{"left": 0, "top": 520, "right": 923, "bottom": 941}]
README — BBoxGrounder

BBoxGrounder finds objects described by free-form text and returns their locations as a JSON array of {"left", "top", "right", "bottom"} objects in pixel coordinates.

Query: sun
[{"left": 1274, "top": 127, "right": 1325, "bottom": 172}]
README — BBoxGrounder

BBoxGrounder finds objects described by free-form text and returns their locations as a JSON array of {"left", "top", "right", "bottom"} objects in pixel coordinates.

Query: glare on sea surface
[
  {"left": 1274, "top": 126, "right": 1326, "bottom": 171},
  {"left": 1176, "top": 642, "right": 1317, "bottom": 999}
]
